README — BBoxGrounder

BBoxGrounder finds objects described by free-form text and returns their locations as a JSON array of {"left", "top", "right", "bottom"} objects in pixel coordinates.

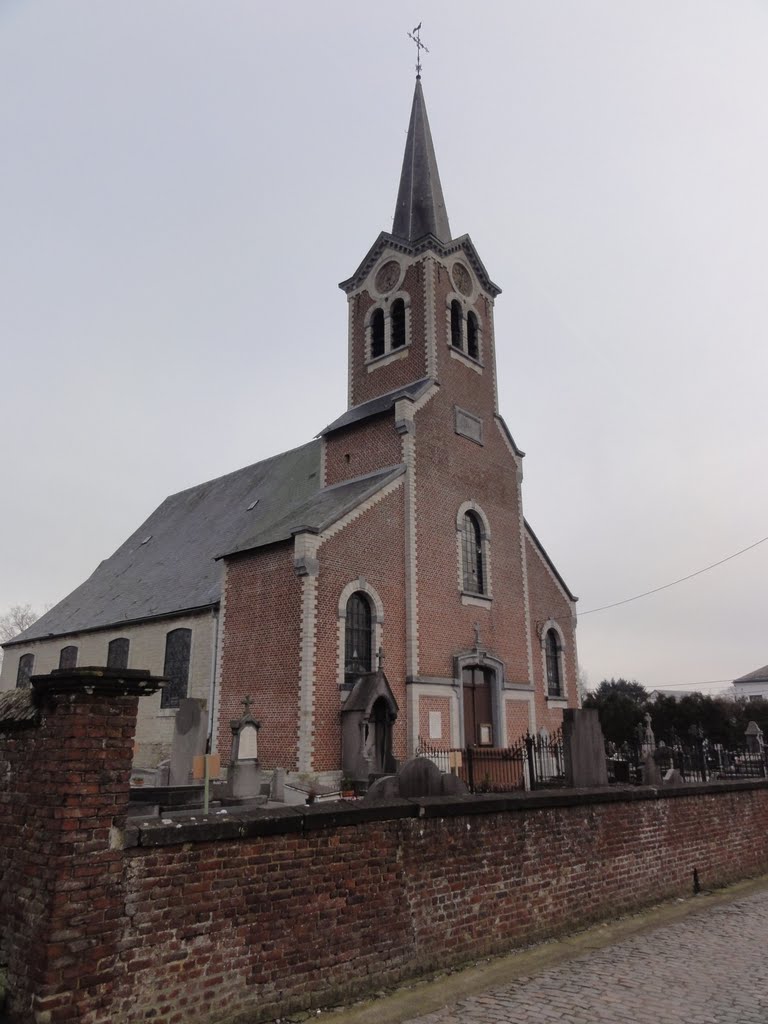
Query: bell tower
[{"left": 339, "top": 78, "right": 502, "bottom": 413}]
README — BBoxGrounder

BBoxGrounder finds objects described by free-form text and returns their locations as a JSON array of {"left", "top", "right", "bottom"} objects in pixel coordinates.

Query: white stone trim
[
  {"left": 504, "top": 690, "right": 536, "bottom": 738},
  {"left": 449, "top": 347, "right": 483, "bottom": 373},
  {"left": 424, "top": 255, "right": 438, "bottom": 378},
  {"left": 297, "top": 573, "right": 318, "bottom": 772},
  {"left": 367, "top": 253, "right": 406, "bottom": 299},
  {"left": 518, "top": 483, "right": 535, "bottom": 688},
  {"left": 367, "top": 348, "right": 409, "bottom": 373},
  {"left": 495, "top": 417, "right": 524, "bottom": 474},
  {"left": 447, "top": 256, "right": 480, "bottom": 304},
  {"left": 403, "top": 429, "right": 419, "bottom": 680},
  {"left": 455, "top": 500, "right": 493, "bottom": 600},
  {"left": 526, "top": 525, "right": 578, "bottom": 616},
  {"left": 319, "top": 474, "right": 404, "bottom": 545},
  {"left": 488, "top": 297, "right": 499, "bottom": 415},
  {"left": 336, "top": 579, "right": 384, "bottom": 691},
  {"left": 410, "top": 681, "right": 462, "bottom": 750},
  {"left": 347, "top": 295, "right": 355, "bottom": 409},
  {"left": 537, "top": 618, "right": 569, "bottom": 701}
]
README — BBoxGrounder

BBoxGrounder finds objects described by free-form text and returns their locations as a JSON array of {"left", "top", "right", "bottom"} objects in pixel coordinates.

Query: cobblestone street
[{"left": 403, "top": 887, "right": 768, "bottom": 1024}]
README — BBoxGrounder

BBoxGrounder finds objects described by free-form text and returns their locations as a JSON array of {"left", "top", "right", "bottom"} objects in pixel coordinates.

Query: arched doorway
[
  {"left": 369, "top": 696, "right": 391, "bottom": 773},
  {"left": 462, "top": 666, "right": 494, "bottom": 747}
]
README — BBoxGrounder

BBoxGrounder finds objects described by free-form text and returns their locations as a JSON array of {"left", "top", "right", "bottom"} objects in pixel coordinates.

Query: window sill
[
  {"left": 449, "top": 346, "right": 483, "bottom": 374},
  {"left": 546, "top": 696, "right": 568, "bottom": 707},
  {"left": 366, "top": 346, "right": 410, "bottom": 372},
  {"left": 461, "top": 591, "right": 492, "bottom": 608},
  {"left": 156, "top": 708, "right": 179, "bottom": 717}
]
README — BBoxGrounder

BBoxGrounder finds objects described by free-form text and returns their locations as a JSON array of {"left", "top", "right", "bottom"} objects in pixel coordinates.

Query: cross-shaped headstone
[{"left": 241, "top": 695, "right": 253, "bottom": 716}]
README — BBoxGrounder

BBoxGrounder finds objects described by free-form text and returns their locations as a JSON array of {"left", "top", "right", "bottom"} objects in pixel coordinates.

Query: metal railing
[
  {"left": 416, "top": 730, "right": 565, "bottom": 793},
  {"left": 606, "top": 739, "right": 768, "bottom": 785}
]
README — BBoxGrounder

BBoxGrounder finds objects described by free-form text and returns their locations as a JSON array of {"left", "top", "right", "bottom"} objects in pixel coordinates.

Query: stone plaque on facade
[
  {"left": 452, "top": 262, "right": 472, "bottom": 296},
  {"left": 375, "top": 260, "right": 401, "bottom": 293},
  {"left": 454, "top": 406, "right": 483, "bottom": 445}
]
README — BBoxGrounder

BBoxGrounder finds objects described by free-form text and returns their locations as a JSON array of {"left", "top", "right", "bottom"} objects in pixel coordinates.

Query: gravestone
[
  {"left": 269, "top": 768, "right": 285, "bottom": 802},
  {"left": 643, "top": 752, "right": 662, "bottom": 786},
  {"left": 363, "top": 756, "right": 469, "bottom": 802},
  {"left": 168, "top": 698, "right": 208, "bottom": 786},
  {"left": 663, "top": 768, "right": 684, "bottom": 786},
  {"left": 745, "top": 721, "right": 764, "bottom": 755},
  {"left": 227, "top": 697, "right": 263, "bottom": 799},
  {"left": 562, "top": 708, "right": 609, "bottom": 788}
]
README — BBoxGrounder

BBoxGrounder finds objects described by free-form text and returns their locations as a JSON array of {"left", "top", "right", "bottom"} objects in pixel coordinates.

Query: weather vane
[{"left": 407, "top": 22, "right": 429, "bottom": 80}]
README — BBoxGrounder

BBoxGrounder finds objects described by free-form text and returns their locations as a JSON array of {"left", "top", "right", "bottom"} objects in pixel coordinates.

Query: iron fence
[
  {"left": 606, "top": 739, "right": 768, "bottom": 786},
  {"left": 416, "top": 730, "right": 565, "bottom": 793}
]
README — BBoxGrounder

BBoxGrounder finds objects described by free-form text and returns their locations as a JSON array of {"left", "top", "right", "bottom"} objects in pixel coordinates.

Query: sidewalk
[{"left": 319, "top": 874, "right": 768, "bottom": 1024}]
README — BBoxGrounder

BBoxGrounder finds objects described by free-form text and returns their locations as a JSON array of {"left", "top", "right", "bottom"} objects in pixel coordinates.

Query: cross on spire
[{"left": 407, "top": 22, "right": 429, "bottom": 80}]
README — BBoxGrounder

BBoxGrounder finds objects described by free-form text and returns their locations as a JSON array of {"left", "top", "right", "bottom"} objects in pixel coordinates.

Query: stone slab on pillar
[
  {"left": 169, "top": 698, "right": 209, "bottom": 786},
  {"left": 563, "top": 707, "right": 609, "bottom": 788}
]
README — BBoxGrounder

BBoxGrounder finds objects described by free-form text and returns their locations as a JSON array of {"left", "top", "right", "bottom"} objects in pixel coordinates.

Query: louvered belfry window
[
  {"left": 161, "top": 628, "right": 192, "bottom": 709},
  {"left": 462, "top": 512, "right": 485, "bottom": 594},
  {"left": 467, "top": 311, "right": 479, "bottom": 360},
  {"left": 391, "top": 299, "right": 406, "bottom": 349},
  {"left": 345, "top": 592, "right": 372, "bottom": 682},
  {"left": 371, "top": 309, "right": 385, "bottom": 358},
  {"left": 450, "top": 300, "right": 462, "bottom": 348}
]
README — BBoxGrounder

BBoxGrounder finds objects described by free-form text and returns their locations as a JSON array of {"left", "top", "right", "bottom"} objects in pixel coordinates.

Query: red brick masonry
[{"left": 3, "top": 680, "right": 768, "bottom": 1024}]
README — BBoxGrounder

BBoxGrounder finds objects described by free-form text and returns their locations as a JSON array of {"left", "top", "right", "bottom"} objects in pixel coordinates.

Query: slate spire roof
[{"left": 391, "top": 79, "right": 452, "bottom": 244}]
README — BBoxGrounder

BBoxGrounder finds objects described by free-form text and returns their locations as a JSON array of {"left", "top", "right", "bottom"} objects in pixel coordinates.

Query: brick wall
[
  {"left": 0, "top": 669, "right": 162, "bottom": 1024},
  {"left": 218, "top": 545, "right": 302, "bottom": 769},
  {"left": 4, "top": 683, "right": 768, "bottom": 1024}
]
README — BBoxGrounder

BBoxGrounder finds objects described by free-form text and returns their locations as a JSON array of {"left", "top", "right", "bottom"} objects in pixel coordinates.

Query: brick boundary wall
[{"left": 3, "top": 677, "right": 768, "bottom": 1024}]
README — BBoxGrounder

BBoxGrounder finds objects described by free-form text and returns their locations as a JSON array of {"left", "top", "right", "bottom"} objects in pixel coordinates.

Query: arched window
[
  {"left": 107, "top": 637, "right": 130, "bottom": 670},
  {"left": 467, "top": 311, "right": 479, "bottom": 360},
  {"left": 450, "top": 300, "right": 463, "bottom": 349},
  {"left": 391, "top": 298, "right": 406, "bottom": 349},
  {"left": 161, "top": 628, "right": 192, "bottom": 709},
  {"left": 345, "top": 592, "right": 373, "bottom": 682},
  {"left": 545, "top": 629, "right": 563, "bottom": 697},
  {"left": 371, "top": 308, "right": 385, "bottom": 359},
  {"left": 461, "top": 511, "right": 485, "bottom": 594},
  {"left": 58, "top": 643, "right": 78, "bottom": 667},
  {"left": 16, "top": 653, "right": 34, "bottom": 689}
]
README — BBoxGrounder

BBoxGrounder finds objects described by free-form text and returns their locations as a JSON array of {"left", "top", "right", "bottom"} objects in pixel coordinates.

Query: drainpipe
[{"left": 207, "top": 607, "right": 220, "bottom": 753}]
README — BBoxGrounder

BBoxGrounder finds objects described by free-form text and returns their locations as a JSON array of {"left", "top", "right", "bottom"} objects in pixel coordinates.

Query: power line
[{"left": 578, "top": 535, "right": 768, "bottom": 616}]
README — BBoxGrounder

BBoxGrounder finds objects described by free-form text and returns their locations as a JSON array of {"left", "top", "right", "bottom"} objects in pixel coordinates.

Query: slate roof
[
  {"left": 0, "top": 688, "right": 38, "bottom": 727},
  {"left": 8, "top": 443, "right": 404, "bottom": 646},
  {"left": 734, "top": 665, "right": 768, "bottom": 684},
  {"left": 320, "top": 379, "right": 432, "bottom": 436},
  {"left": 8, "top": 439, "right": 407, "bottom": 646},
  {"left": 392, "top": 79, "right": 451, "bottom": 245}
]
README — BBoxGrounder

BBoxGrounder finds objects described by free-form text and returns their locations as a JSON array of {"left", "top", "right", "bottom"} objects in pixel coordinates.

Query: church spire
[{"left": 391, "top": 80, "right": 452, "bottom": 245}]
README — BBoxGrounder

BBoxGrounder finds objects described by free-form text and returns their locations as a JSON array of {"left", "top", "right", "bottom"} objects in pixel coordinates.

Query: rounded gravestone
[{"left": 175, "top": 699, "right": 200, "bottom": 735}]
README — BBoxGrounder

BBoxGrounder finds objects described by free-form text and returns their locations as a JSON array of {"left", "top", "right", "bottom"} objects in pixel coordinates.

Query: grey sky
[{"left": 2, "top": 2, "right": 766, "bottom": 691}]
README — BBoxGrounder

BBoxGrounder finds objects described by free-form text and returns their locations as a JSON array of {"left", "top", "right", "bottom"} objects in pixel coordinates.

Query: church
[{"left": 1, "top": 77, "right": 579, "bottom": 783}]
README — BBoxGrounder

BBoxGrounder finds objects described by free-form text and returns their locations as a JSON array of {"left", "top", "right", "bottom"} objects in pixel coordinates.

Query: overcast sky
[{"left": 2, "top": 2, "right": 766, "bottom": 692}]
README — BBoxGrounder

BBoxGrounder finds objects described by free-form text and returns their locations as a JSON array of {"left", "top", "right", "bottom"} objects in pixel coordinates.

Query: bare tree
[{"left": 0, "top": 604, "right": 41, "bottom": 670}]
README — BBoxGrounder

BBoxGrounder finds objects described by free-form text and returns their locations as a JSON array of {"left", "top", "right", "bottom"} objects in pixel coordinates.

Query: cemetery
[{"left": 2, "top": 667, "right": 768, "bottom": 1024}]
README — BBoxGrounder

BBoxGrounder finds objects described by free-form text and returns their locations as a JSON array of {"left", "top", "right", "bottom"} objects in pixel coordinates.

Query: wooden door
[{"left": 462, "top": 666, "right": 492, "bottom": 746}]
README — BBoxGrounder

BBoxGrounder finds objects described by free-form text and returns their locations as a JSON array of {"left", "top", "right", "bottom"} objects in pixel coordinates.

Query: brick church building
[{"left": 1, "top": 79, "right": 579, "bottom": 782}]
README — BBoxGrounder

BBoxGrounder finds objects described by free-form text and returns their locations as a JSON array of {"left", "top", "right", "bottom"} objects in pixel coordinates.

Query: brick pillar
[{"left": 0, "top": 668, "right": 164, "bottom": 1024}]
